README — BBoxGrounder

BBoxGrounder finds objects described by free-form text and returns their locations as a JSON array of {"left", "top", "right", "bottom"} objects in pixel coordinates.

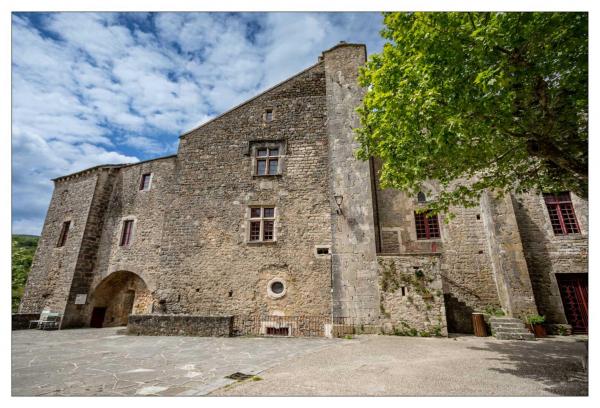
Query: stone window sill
[
  {"left": 246, "top": 241, "right": 278, "bottom": 246},
  {"left": 551, "top": 233, "right": 586, "bottom": 240},
  {"left": 252, "top": 174, "right": 282, "bottom": 179}
]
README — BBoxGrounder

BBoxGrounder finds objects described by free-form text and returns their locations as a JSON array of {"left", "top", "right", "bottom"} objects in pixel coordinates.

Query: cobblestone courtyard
[{"left": 12, "top": 328, "right": 587, "bottom": 396}]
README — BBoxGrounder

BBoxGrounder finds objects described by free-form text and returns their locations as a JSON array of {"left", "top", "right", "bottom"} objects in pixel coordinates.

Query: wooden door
[
  {"left": 557, "top": 274, "right": 588, "bottom": 334},
  {"left": 90, "top": 307, "right": 107, "bottom": 328}
]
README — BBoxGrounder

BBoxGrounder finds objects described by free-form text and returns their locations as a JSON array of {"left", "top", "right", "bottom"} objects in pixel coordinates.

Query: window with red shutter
[{"left": 543, "top": 192, "right": 580, "bottom": 235}]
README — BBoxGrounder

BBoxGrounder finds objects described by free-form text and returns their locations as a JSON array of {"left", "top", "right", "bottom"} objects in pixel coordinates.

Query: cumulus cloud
[{"left": 12, "top": 12, "right": 385, "bottom": 235}]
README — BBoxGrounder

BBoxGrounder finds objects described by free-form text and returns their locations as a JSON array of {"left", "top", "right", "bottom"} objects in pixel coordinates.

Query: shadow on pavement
[{"left": 468, "top": 338, "right": 588, "bottom": 396}]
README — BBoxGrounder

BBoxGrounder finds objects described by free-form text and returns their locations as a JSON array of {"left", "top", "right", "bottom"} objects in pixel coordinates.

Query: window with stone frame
[
  {"left": 139, "top": 173, "right": 152, "bottom": 191},
  {"left": 414, "top": 211, "right": 441, "bottom": 240},
  {"left": 264, "top": 109, "right": 274, "bottom": 122},
  {"left": 56, "top": 221, "right": 71, "bottom": 247},
  {"left": 255, "top": 147, "right": 280, "bottom": 176},
  {"left": 120, "top": 219, "right": 134, "bottom": 246},
  {"left": 248, "top": 207, "right": 276, "bottom": 242},
  {"left": 543, "top": 192, "right": 580, "bottom": 235}
]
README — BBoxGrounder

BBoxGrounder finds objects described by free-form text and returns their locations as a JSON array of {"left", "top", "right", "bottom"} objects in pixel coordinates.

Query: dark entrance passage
[
  {"left": 88, "top": 271, "right": 152, "bottom": 328},
  {"left": 90, "top": 307, "right": 107, "bottom": 328},
  {"left": 557, "top": 273, "right": 588, "bottom": 334}
]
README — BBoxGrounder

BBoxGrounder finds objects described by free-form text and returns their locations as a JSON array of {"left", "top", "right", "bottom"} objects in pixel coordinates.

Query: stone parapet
[
  {"left": 12, "top": 313, "right": 40, "bottom": 330},
  {"left": 127, "top": 314, "right": 233, "bottom": 337}
]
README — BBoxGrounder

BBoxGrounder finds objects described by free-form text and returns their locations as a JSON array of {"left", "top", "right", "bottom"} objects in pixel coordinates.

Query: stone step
[
  {"left": 490, "top": 322, "right": 528, "bottom": 329},
  {"left": 489, "top": 317, "right": 523, "bottom": 324},
  {"left": 495, "top": 332, "right": 536, "bottom": 341},
  {"left": 493, "top": 327, "right": 531, "bottom": 334}
]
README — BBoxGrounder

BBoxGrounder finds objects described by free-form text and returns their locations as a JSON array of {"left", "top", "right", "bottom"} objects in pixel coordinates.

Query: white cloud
[{"left": 12, "top": 12, "right": 385, "bottom": 235}]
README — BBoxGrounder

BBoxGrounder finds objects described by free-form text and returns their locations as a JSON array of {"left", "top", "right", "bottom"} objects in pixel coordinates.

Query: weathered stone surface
[
  {"left": 127, "top": 315, "right": 233, "bottom": 337},
  {"left": 12, "top": 313, "right": 39, "bottom": 330}
]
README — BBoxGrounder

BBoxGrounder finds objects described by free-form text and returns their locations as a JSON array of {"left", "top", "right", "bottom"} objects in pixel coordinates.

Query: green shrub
[{"left": 525, "top": 314, "right": 546, "bottom": 325}]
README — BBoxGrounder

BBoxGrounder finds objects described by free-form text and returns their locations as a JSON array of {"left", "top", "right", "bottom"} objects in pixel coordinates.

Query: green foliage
[
  {"left": 343, "top": 334, "right": 354, "bottom": 340},
  {"left": 357, "top": 12, "right": 588, "bottom": 213},
  {"left": 12, "top": 235, "right": 39, "bottom": 312},
  {"left": 525, "top": 314, "right": 546, "bottom": 325},
  {"left": 484, "top": 305, "right": 505, "bottom": 316}
]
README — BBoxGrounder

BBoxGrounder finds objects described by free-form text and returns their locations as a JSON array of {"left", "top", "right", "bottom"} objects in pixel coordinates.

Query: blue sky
[{"left": 11, "top": 12, "right": 386, "bottom": 235}]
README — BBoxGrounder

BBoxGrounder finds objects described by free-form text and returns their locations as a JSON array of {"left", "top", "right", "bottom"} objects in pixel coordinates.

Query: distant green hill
[{"left": 12, "top": 234, "right": 39, "bottom": 312}]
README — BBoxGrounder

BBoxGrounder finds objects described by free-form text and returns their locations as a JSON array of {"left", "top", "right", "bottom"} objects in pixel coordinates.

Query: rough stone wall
[
  {"left": 127, "top": 315, "right": 233, "bottom": 337},
  {"left": 373, "top": 174, "right": 501, "bottom": 323},
  {"left": 157, "top": 61, "right": 332, "bottom": 317},
  {"left": 11, "top": 313, "right": 39, "bottom": 330},
  {"left": 324, "top": 44, "right": 380, "bottom": 323},
  {"left": 61, "top": 168, "right": 120, "bottom": 327},
  {"left": 480, "top": 191, "right": 538, "bottom": 318},
  {"left": 71, "top": 157, "right": 177, "bottom": 326},
  {"left": 377, "top": 255, "right": 448, "bottom": 336},
  {"left": 19, "top": 171, "right": 104, "bottom": 315},
  {"left": 512, "top": 191, "right": 588, "bottom": 324}
]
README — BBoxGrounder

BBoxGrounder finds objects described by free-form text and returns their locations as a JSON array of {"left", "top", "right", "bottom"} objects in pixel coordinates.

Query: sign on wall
[{"left": 74, "top": 294, "right": 87, "bottom": 305}]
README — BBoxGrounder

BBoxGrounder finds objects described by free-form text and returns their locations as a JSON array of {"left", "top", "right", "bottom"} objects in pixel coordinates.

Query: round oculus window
[
  {"left": 267, "top": 278, "right": 287, "bottom": 299},
  {"left": 270, "top": 281, "right": 284, "bottom": 294}
]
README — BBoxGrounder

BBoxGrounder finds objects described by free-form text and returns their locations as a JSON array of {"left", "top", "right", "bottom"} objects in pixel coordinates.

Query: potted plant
[{"left": 526, "top": 315, "right": 546, "bottom": 338}]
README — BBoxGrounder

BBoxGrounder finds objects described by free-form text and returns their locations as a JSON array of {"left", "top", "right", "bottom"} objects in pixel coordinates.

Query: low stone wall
[
  {"left": 12, "top": 313, "right": 39, "bottom": 330},
  {"left": 127, "top": 314, "right": 233, "bottom": 337},
  {"left": 377, "top": 255, "right": 448, "bottom": 337}
]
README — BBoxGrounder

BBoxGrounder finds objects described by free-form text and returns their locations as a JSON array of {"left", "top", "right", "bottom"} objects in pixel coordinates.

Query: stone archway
[{"left": 89, "top": 271, "right": 152, "bottom": 328}]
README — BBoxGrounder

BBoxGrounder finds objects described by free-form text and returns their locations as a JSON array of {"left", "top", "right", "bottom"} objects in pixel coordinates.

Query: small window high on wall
[
  {"left": 543, "top": 192, "right": 580, "bottom": 235},
  {"left": 120, "top": 220, "right": 134, "bottom": 246},
  {"left": 56, "top": 221, "right": 70, "bottom": 247},
  {"left": 139, "top": 173, "right": 152, "bottom": 191}
]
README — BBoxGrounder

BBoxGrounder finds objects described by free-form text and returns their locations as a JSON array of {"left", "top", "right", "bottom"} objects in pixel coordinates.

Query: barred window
[
  {"left": 414, "top": 211, "right": 441, "bottom": 240},
  {"left": 120, "top": 220, "right": 134, "bottom": 246},
  {"left": 249, "top": 207, "right": 276, "bottom": 242},
  {"left": 56, "top": 221, "right": 70, "bottom": 247},
  {"left": 543, "top": 192, "right": 580, "bottom": 235}
]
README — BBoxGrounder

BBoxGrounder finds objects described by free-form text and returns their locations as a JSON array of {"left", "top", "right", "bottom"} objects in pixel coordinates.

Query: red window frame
[
  {"left": 414, "top": 211, "right": 441, "bottom": 240},
  {"left": 56, "top": 221, "right": 71, "bottom": 247},
  {"left": 120, "top": 220, "right": 134, "bottom": 246},
  {"left": 543, "top": 192, "right": 580, "bottom": 235}
]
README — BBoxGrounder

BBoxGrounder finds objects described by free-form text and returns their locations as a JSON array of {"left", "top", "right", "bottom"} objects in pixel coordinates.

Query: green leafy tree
[
  {"left": 12, "top": 235, "right": 39, "bottom": 312},
  {"left": 357, "top": 12, "right": 588, "bottom": 213}
]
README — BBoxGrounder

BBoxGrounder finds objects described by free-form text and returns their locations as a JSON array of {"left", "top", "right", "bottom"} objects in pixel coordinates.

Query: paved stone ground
[
  {"left": 12, "top": 329, "right": 587, "bottom": 396},
  {"left": 11, "top": 327, "right": 336, "bottom": 396},
  {"left": 214, "top": 334, "right": 588, "bottom": 396}
]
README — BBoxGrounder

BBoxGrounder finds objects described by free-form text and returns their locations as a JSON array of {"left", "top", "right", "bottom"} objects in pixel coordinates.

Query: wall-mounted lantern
[{"left": 334, "top": 195, "right": 344, "bottom": 215}]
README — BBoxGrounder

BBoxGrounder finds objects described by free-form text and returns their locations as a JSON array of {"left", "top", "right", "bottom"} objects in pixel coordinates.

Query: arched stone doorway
[{"left": 89, "top": 271, "right": 152, "bottom": 328}]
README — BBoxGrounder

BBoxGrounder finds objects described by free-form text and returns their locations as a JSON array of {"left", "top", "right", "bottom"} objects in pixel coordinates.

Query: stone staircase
[{"left": 490, "top": 317, "right": 536, "bottom": 341}]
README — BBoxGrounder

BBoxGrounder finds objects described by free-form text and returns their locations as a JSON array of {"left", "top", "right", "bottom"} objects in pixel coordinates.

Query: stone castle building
[{"left": 19, "top": 43, "right": 588, "bottom": 336}]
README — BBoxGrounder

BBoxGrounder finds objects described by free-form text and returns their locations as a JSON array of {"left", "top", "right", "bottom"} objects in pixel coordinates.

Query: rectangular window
[
  {"left": 255, "top": 148, "right": 280, "bottom": 176},
  {"left": 265, "top": 109, "right": 273, "bottom": 122},
  {"left": 415, "top": 211, "right": 441, "bottom": 240},
  {"left": 248, "top": 207, "right": 276, "bottom": 242},
  {"left": 543, "top": 192, "right": 580, "bottom": 235},
  {"left": 56, "top": 221, "right": 70, "bottom": 247},
  {"left": 120, "top": 220, "right": 134, "bottom": 246},
  {"left": 139, "top": 173, "right": 152, "bottom": 191}
]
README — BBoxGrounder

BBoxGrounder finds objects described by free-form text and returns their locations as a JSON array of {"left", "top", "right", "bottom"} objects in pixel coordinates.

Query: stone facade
[{"left": 19, "top": 43, "right": 588, "bottom": 336}]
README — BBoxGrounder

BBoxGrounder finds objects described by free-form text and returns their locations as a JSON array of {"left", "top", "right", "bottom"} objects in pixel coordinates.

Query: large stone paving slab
[{"left": 11, "top": 327, "right": 338, "bottom": 396}]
